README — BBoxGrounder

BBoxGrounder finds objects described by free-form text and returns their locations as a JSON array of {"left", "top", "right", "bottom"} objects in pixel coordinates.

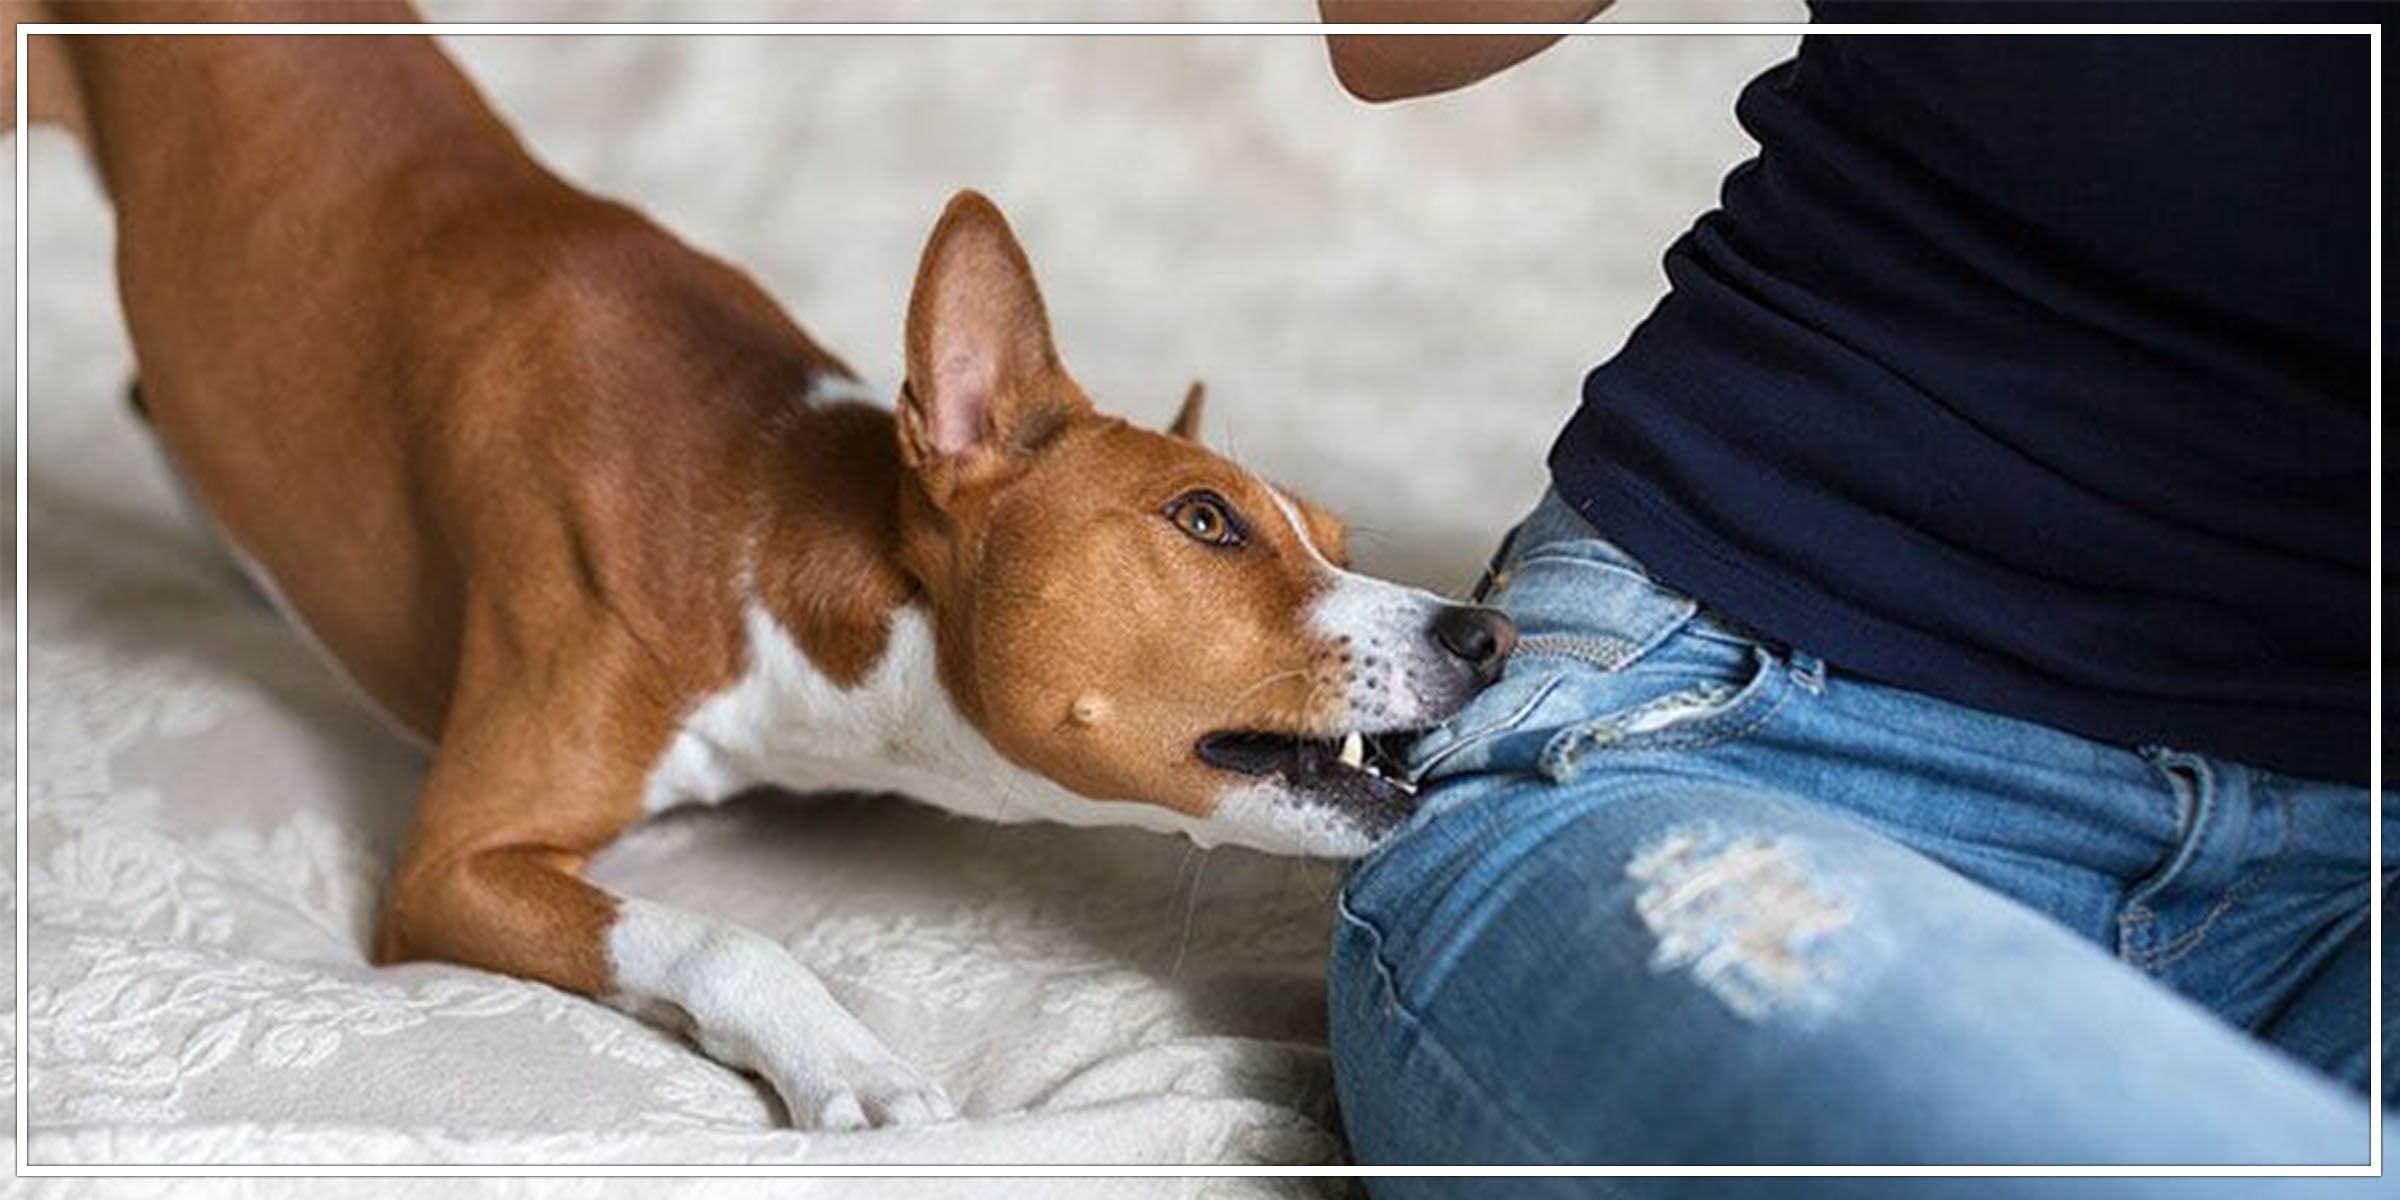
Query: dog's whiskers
[
  {"left": 1216, "top": 667, "right": 1315, "bottom": 728},
  {"left": 1168, "top": 845, "right": 1210, "bottom": 979}
]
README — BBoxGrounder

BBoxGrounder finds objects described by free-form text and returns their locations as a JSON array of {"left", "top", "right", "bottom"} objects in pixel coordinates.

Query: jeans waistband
[{"left": 1484, "top": 489, "right": 1650, "bottom": 584}]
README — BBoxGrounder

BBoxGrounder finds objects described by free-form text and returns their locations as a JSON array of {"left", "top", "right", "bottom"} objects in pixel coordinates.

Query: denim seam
[
  {"left": 1501, "top": 555, "right": 1697, "bottom": 664},
  {"left": 2120, "top": 750, "right": 2218, "bottom": 963},
  {"left": 2128, "top": 771, "right": 2297, "bottom": 972},
  {"left": 1335, "top": 893, "right": 1616, "bottom": 1174},
  {"left": 1513, "top": 547, "right": 1677, "bottom": 586},
  {"left": 1517, "top": 637, "right": 1642, "bottom": 673},
  {"left": 1630, "top": 659, "right": 1790, "bottom": 751},
  {"left": 1545, "top": 649, "right": 1794, "bottom": 777},
  {"left": 1684, "top": 619, "right": 1763, "bottom": 650},
  {"left": 1470, "top": 523, "right": 1525, "bottom": 604},
  {"left": 1407, "top": 673, "right": 1571, "bottom": 784}
]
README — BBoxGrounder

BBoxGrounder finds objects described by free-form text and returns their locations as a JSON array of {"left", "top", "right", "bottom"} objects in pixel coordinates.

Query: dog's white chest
[{"left": 641, "top": 602, "right": 1210, "bottom": 840}]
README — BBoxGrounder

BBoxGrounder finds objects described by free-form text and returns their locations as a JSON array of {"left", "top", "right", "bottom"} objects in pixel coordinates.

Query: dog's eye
[{"left": 1166, "top": 492, "right": 1243, "bottom": 547}]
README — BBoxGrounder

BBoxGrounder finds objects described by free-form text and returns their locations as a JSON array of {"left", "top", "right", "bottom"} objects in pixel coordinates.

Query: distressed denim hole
[{"left": 1627, "top": 825, "right": 1860, "bottom": 1021}]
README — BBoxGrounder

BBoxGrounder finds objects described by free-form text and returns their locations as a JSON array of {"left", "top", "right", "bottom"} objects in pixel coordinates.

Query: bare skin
[{"left": 1318, "top": 0, "right": 1613, "bottom": 102}]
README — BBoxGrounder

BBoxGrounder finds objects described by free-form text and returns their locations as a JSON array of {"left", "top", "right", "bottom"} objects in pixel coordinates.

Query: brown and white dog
[{"left": 26, "top": 3, "right": 1516, "bottom": 1128}]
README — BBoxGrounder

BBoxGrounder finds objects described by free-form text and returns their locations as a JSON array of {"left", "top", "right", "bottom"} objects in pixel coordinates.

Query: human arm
[{"left": 1319, "top": 0, "right": 1613, "bottom": 103}]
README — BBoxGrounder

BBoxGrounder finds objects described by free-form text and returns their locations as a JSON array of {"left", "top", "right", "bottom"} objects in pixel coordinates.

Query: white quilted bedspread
[{"left": 7, "top": 5, "right": 1790, "bottom": 1182}]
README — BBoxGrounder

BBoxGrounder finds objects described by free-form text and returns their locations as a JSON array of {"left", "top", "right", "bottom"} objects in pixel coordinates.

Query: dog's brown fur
[{"left": 41, "top": 4, "right": 1368, "bottom": 1008}]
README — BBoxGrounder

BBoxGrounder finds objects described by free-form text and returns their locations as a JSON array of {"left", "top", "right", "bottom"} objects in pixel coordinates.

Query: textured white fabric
[{"left": 9, "top": 6, "right": 1794, "bottom": 1173}]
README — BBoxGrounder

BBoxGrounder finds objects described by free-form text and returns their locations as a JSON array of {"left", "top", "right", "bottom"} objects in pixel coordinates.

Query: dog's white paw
[
  {"left": 769, "top": 1053, "right": 959, "bottom": 1130},
  {"left": 602, "top": 901, "right": 960, "bottom": 1130}
]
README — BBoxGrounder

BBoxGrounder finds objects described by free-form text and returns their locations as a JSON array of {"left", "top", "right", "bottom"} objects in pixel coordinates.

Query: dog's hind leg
[{"left": 123, "top": 377, "right": 300, "bottom": 614}]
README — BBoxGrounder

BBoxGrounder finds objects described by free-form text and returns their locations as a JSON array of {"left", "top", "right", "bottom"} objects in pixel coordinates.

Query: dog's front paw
[
  {"left": 769, "top": 1052, "right": 959, "bottom": 1130},
  {"left": 601, "top": 901, "right": 960, "bottom": 1130}
]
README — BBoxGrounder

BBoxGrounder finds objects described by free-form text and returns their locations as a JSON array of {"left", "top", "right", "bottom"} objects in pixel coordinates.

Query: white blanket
[{"left": 9, "top": 8, "right": 1792, "bottom": 1175}]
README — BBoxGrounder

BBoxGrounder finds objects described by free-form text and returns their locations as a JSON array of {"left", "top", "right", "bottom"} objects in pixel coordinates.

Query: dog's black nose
[{"left": 1431, "top": 605, "right": 1517, "bottom": 685}]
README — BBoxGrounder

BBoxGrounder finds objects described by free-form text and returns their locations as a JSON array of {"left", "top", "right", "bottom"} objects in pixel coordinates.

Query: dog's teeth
[{"left": 1338, "top": 732, "right": 1366, "bottom": 768}]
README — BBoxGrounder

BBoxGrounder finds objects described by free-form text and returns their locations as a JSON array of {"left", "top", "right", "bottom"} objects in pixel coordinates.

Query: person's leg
[
  {"left": 2089, "top": 755, "right": 2387, "bottom": 1098},
  {"left": 2249, "top": 900, "right": 2382, "bottom": 1098},
  {"left": 1690, "top": 649, "right": 2389, "bottom": 1102},
  {"left": 1329, "top": 491, "right": 2381, "bottom": 1189},
  {"left": 1332, "top": 768, "right": 2370, "bottom": 1172}
]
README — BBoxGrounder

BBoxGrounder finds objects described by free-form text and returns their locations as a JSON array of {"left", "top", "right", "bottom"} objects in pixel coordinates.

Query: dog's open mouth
[{"left": 1195, "top": 728, "right": 1422, "bottom": 821}]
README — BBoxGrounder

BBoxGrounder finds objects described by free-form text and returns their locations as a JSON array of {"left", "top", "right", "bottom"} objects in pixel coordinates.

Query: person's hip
[{"left": 1367, "top": 488, "right": 2379, "bottom": 986}]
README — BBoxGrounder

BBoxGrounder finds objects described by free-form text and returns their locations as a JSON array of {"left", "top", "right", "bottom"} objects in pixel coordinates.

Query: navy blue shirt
[{"left": 1548, "top": 16, "right": 2372, "bottom": 782}]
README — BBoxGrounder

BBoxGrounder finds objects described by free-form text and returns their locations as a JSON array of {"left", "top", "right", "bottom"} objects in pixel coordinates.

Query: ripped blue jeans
[{"left": 1330, "top": 490, "right": 2387, "bottom": 1187}]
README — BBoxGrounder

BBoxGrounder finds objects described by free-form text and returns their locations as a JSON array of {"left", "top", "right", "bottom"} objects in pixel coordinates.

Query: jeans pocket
[
  {"left": 1406, "top": 669, "right": 1573, "bottom": 786},
  {"left": 1407, "top": 637, "right": 1793, "bottom": 802},
  {"left": 1534, "top": 643, "right": 1792, "bottom": 781},
  {"left": 1401, "top": 504, "right": 1803, "bottom": 815}
]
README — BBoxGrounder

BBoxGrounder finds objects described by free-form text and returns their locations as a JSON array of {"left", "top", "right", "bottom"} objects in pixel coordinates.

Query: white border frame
[{"left": 11, "top": 18, "right": 2384, "bottom": 1180}]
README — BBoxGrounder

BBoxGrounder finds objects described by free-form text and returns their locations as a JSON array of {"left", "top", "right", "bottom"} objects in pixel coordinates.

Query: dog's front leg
[
  {"left": 373, "top": 618, "right": 955, "bottom": 1130},
  {"left": 602, "top": 895, "right": 957, "bottom": 1128}
]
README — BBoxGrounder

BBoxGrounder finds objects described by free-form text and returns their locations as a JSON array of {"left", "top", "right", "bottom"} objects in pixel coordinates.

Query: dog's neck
[
  {"left": 743, "top": 378, "right": 923, "bottom": 689},
  {"left": 645, "top": 380, "right": 1213, "bottom": 839},
  {"left": 650, "top": 535, "right": 1225, "bottom": 844}
]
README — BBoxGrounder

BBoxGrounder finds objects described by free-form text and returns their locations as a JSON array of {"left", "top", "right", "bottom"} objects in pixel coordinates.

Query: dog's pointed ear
[
  {"left": 900, "top": 190, "right": 1091, "bottom": 505},
  {"left": 1167, "top": 381, "right": 1206, "bottom": 441}
]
